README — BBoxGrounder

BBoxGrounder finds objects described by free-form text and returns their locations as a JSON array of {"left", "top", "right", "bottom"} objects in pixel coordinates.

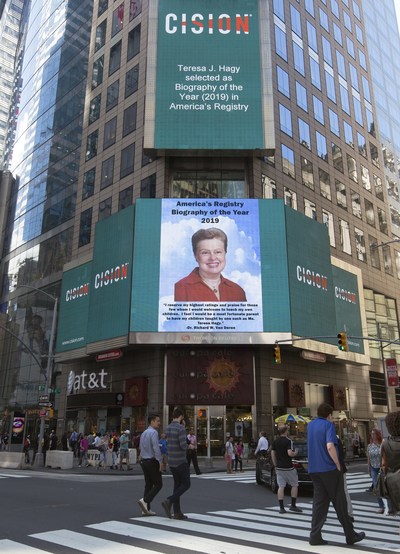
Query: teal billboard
[
  {"left": 56, "top": 262, "right": 91, "bottom": 353},
  {"left": 152, "top": 0, "right": 265, "bottom": 150},
  {"left": 86, "top": 206, "right": 135, "bottom": 344}
]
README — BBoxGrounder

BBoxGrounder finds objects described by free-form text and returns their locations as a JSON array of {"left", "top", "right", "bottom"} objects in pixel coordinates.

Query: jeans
[
  {"left": 370, "top": 466, "right": 385, "bottom": 509},
  {"left": 168, "top": 462, "right": 191, "bottom": 515}
]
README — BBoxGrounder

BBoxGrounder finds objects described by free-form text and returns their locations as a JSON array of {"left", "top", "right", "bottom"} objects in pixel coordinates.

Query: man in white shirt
[
  {"left": 255, "top": 431, "right": 269, "bottom": 455},
  {"left": 138, "top": 415, "right": 163, "bottom": 516}
]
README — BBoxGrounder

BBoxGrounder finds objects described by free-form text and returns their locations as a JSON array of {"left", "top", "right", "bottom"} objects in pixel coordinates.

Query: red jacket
[{"left": 174, "top": 268, "right": 247, "bottom": 302}]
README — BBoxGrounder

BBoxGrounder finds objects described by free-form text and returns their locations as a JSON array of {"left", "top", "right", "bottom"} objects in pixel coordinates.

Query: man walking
[
  {"left": 271, "top": 425, "right": 302, "bottom": 514},
  {"left": 186, "top": 427, "right": 202, "bottom": 475},
  {"left": 162, "top": 407, "right": 191, "bottom": 520},
  {"left": 254, "top": 431, "right": 269, "bottom": 456},
  {"left": 138, "top": 415, "right": 163, "bottom": 516},
  {"left": 307, "top": 403, "right": 365, "bottom": 546}
]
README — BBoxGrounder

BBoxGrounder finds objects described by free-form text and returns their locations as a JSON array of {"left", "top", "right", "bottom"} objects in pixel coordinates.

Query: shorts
[{"left": 276, "top": 467, "right": 298, "bottom": 488}]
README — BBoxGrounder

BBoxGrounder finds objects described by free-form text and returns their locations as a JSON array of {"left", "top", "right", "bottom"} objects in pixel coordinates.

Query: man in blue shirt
[
  {"left": 138, "top": 415, "right": 163, "bottom": 516},
  {"left": 307, "top": 403, "right": 365, "bottom": 546},
  {"left": 162, "top": 407, "right": 191, "bottom": 520}
]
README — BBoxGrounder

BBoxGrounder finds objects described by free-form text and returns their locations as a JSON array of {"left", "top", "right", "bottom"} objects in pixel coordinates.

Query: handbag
[{"left": 373, "top": 469, "right": 389, "bottom": 499}]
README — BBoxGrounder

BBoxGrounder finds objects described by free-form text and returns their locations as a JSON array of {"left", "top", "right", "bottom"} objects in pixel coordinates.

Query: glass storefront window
[{"left": 171, "top": 171, "right": 246, "bottom": 199}]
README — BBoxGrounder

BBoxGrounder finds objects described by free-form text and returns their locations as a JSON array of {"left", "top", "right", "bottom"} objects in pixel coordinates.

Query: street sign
[
  {"left": 385, "top": 358, "right": 399, "bottom": 387},
  {"left": 38, "top": 402, "right": 52, "bottom": 408},
  {"left": 39, "top": 395, "right": 49, "bottom": 402}
]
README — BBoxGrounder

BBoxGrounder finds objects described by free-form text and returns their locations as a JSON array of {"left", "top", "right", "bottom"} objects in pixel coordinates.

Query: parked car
[{"left": 255, "top": 438, "right": 312, "bottom": 493}]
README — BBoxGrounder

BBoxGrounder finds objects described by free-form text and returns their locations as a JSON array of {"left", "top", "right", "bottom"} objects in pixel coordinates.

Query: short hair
[
  {"left": 278, "top": 425, "right": 288, "bottom": 435},
  {"left": 317, "top": 403, "right": 334, "bottom": 419},
  {"left": 172, "top": 406, "right": 183, "bottom": 419},
  {"left": 386, "top": 411, "right": 400, "bottom": 437},
  {"left": 147, "top": 414, "right": 160, "bottom": 425},
  {"left": 260, "top": 431, "right": 266, "bottom": 437},
  {"left": 192, "top": 228, "right": 228, "bottom": 254}
]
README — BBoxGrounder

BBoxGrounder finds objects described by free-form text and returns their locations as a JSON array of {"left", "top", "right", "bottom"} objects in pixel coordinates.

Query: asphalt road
[{"left": 0, "top": 460, "right": 397, "bottom": 554}]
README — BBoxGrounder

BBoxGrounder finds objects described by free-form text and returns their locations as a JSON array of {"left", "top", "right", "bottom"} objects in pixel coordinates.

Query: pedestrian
[
  {"left": 186, "top": 427, "right": 202, "bottom": 475},
  {"left": 248, "top": 437, "right": 257, "bottom": 459},
  {"left": 2, "top": 432, "right": 9, "bottom": 451},
  {"left": 97, "top": 434, "right": 108, "bottom": 469},
  {"left": 255, "top": 431, "right": 269, "bottom": 456},
  {"left": 271, "top": 425, "right": 302, "bottom": 514},
  {"left": 159, "top": 432, "right": 168, "bottom": 472},
  {"left": 234, "top": 440, "right": 244, "bottom": 472},
  {"left": 307, "top": 403, "right": 365, "bottom": 546},
  {"left": 69, "top": 429, "right": 79, "bottom": 456},
  {"left": 23, "top": 435, "right": 31, "bottom": 464},
  {"left": 119, "top": 430, "right": 131, "bottom": 470},
  {"left": 49, "top": 430, "right": 57, "bottom": 450},
  {"left": 42, "top": 432, "right": 50, "bottom": 466},
  {"left": 337, "top": 434, "right": 353, "bottom": 520},
  {"left": 161, "top": 407, "right": 191, "bottom": 520},
  {"left": 225, "top": 436, "right": 234, "bottom": 473},
  {"left": 138, "top": 414, "right": 163, "bottom": 516},
  {"left": 109, "top": 432, "right": 120, "bottom": 469},
  {"left": 381, "top": 411, "right": 400, "bottom": 515},
  {"left": 367, "top": 429, "right": 385, "bottom": 514},
  {"left": 78, "top": 434, "right": 89, "bottom": 467},
  {"left": 61, "top": 432, "right": 68, "bottom": 451}
]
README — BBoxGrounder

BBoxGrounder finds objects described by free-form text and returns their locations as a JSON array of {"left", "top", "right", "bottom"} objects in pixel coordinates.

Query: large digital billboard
[{"left": 148, "top": 0, "right": 267, "bottom": 150}]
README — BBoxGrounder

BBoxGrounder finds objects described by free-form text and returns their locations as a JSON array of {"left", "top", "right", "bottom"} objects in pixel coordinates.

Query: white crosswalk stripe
[{"left": 0, "top": 472, "right": 31, "bottom": 479}]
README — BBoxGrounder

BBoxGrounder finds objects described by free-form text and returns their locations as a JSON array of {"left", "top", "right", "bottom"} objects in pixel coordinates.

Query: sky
[{"left": 396, "top": 0, "right": 400, "bottom": 29}]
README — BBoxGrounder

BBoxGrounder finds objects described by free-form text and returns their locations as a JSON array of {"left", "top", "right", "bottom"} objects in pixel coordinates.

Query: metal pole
[{"left": 34, "top": 296, "right": 58, "bottom": 467}]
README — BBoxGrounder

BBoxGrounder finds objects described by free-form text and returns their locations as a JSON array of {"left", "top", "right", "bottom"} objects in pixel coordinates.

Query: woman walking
[{"left": 367, "top": 429, "right": 385, "bottom": 513}]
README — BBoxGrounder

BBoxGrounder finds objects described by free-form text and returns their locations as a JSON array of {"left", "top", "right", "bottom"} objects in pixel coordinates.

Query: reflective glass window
[
  {"left": 322, "top": 36, "right": 332, "bottom": 66},
  {"left": 370, "top": 143, "right": 380, "bottom": 167},
  {"left": 92, "top": 56, "right": 104, "bottom": 89},
  {"left": 332, "top": 143, "right": 344, "bottom": 172},
  {"left": 106, "top": 80, "right": 119, "bottom": 111},
  {"left": 343, "top": 11, "right": 352, "bottom": 31},
  {"left": 349, "top": 63, "right": 359, "bottom": 91},
  {"left": 319, "top": 168, "right": 331, "bottom": 200},
  {"left": 333, "top": 22, "right": 342, "bottom": 45},
  {"left": 275, "top": 25, "right": 287, "bottom": 60},
  {"left": 305, "top": 0, "right": 315, "bottom": 17},
  {"left": 374, "top": 174, "right": 383, "bottom": 200},
  {"left": 369, "top": 236, "right": 380, "bottom": 269},
  {"left": 351, "top": 191, "right": 362, "bottom": 218},
  {"left": 362, "top": 76, "right": 371, "bottom": 103},
  {"left": 325, "top": 71, "right": 336, "bottom": 102},
  {"left": 336, "top": 180, "right": 347, "bottom": 208},
  {"left": 319, "top": 7, "right": 329, "bottom": 31},
  {"left": 109, "top": 41, "right": 122, "bottom": 75},
  {"left": 273, "top": 0, "right": 285, "bottom": 20},
  {"left": 262, "top": 175, "right": 277, "bottom": 199},
  {"left": 378, "top": 208, "right": 388, "bottom": 234},
  {"left": 89, "top": 94, "right": 101, "bottom": 124},
  {"left": 346, "top": 36, "right": 355, "bottom": 58},
  {"left": 301, "top": 157, "right": 314, "bottom": 189},
  {"left": 329, "top": 109, "right": 340, "bottom": 136},
  {"left": 123, "top": 103, "right": 137, "bottom": 136},
  {"left": 366, "top": 108, "right": 375, "bottom": 137},
  {"left": 340, "top": 84, "right": 350, "bottom": 114},
  {"left": 120, "top": 143, "right": 135, "bottom": 178},
  {"left": 282, "top": 144, "right": 295, "bottom": 178},
  {"left": 82, "top": 168, "right": 95, "bottom": 200},
  {"left": 313, "top": 95, "right": 324, "bottom": 123},
  {"left": 307, "top": 21, "right": 318, "bottom": 52},
  {"left": 357, "top": 132, "right": 367, "bottom": 157},
  {"left": 103, "top": 117, "right": 117, "bottom": 149},
  {"left": 299, "top": 118, "right": 311, "bottom": 149},
  {"left": 355, "top": 228, "right": 366, "bottom": 261},
  {"left": 293, "top": 42, "right": 305, "bottom": 75},
  {"left": 277, "top": 66, "right": 290, "bottom": 97},
  {"left": 98, "top": 0, "right": 108, "bottom": 17},
  {"left": 365, "top": 199, "right": 375, "bottom": 226},
  {"left": 119, "top": 186, "right": 133, "bottom": 211},
  {"left": 304, "top": 198, "right": 317, "bottom": 220},
  {"left": 343, "top": 121, "right": 353, "bottom": 147},
  {"left": 347, "top": 154, "right": 358, "bottom": 182},
  {"left": 95, "top": 20, "right": 107, "bottom": 52},
  {"left": 361, "top": 165, "right": 371, "bottom": 191},
  {"left": 310, "top": 57, "right": 321, "bottom": 89},
  {"left": 323, "top": 209, "right": 336, "bottom": 247},
  {"left": 99, "top": 197, "right": 112, "bottom": 221},
  {"left": 353, "top": 1, "right": 361, "bottom": 19},
  {"left": 130, "top": 0, "right": 142, "bottom": 21},
  {"left": 85, "top": 130, "right": 98, "bottom": 160},
  {"left": 316, "top": 131, "right": 328, "bottom": 161},
  {"left": 100, "top": 156, "right": 114, "bottom": 189},
  {"left": 355, "top": 23, "right": 363, "bottom": 44},
  {"left": 296, "top": 81, "right": 308, "bottom": 111},
  {"left": 128, "top": 24, "right": 141, "bottom": 60},
  {"left": 330, "top": 0, "right": 340, "bottom": 18},
  {"left": 125, "top": 64, "right": 139, "bottom": 98},
  {"left": 79, "top": 208, "right": 92, "bottom": 247},
  {"left": 339, "top": 219, "right": 352, "bottom": 254},
  {"left": 336, "top": 50, "right": 346, "bottom": 78},
  {"left": 141, "top": 173, "right": 156, "bottom": 198},
  {"left": 284, "top": 187, "right": 297, "bottom": 209},
  {"left": 290, "top": 5, "right": 302, "bottom": 36},
  {"left": 358, "top": 49, "right": 367, "bottom": 70},
  {"left": 112, "top": 3, "right": 124, "bottom": 37},
  {"left": 353, "top": 96, "right": 363, "bottom": 125},
  {"left": 279, "top": 104, "right": 292, "bottom": 136},
  {"left": 383, "top": 245, "right": 393, "bottom": 275}
]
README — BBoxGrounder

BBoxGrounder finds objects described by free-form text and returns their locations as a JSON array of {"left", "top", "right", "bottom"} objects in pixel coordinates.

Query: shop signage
[
  {"left": 385, "top": 358, "right": 399, "bottom": 387},
  {"left": 300, "top": 351, "right": 326, "bottom": 363},
  {"left": 67, "top": 369, "right": 109, "bottom": 395},
  {"left": 95, "top": 350, "right": 123, "bottom": 362}
]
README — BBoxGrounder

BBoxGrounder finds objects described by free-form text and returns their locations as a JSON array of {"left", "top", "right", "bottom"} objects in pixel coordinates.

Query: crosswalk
[
  {"left": 194, "top": 470, "right": 373, "bottom": 494},
  {"left": 1, "top": 500, "right": 398, "bottom": 553},
  {"left": 0, "top": 471, "right": 31, "bottom": 480}
]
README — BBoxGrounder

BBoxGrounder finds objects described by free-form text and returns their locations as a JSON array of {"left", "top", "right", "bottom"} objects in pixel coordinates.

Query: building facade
[{"left": 1, "top": 0, "right": 400, "bottom": 457}]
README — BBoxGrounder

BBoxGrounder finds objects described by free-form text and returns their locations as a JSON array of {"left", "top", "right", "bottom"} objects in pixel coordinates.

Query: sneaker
[
  {"left": 173, "top": 513, "right": 188, "bottom": 520},
  {"left": 138, "top": 498, "right": 150, "bottom": 516},
  {"left": 346, "top": 532, "right": 366, "bottom": 545},
  {"left": 309, "top": 538, "right": 328, "bottom": 546},
  {"left": 289, "top": 506, "right": 303, "bottom": 513},
  {"left": 279, "top": 507, "right": 286, "bottom": 514},
  {"left": 162, "top": 499, "right": 172, "bottom": 519},
  {"left": 142, "top": 509, "right": 156, "bottom": 516}
]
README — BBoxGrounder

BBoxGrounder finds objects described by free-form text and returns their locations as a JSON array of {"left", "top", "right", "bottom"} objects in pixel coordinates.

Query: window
[
  {"left": 277, "top": 66, "right": 290, "bottom": 97},
  {"left": 339, "top": 219, "right": 352, "bottom": 254},
  {"left": 129, "top": 0, "right": 142, "bottom": 21},
  {"left": 343, "top": 10, "right": 352, "bottom": 31},
  {"left": 301, "top": 157, "right": 314, "bottom": 189},
  {"left": 351, "top": 191, "right": 362, "bottom": 218},
  {"left": 298, "top": 118, "right": 311, "bottom": 149},
  {"left": 387, "top": 176, "right": 399, "bottom": 201},
  {"left": 366, "top": 108, "right": 375, "bottom": 137},
  {"left": 357, "top": 132, "right": 367, "bottom": 158},
  {"left": 273, "top": 0, "right": 285, "bottom": 21},
  {"left": 390, "top": 205, "right": 400, "bottom": 228},
  {"left": 92, "top": 56, "right": 104, "bottom": 89},
  {"left": 275, "top": 25, "right": 288, "bottom": 61},
  {"left": 89, "top": 94, "right": 101, "bottom": 124},
  {"left": 336, "top": 51, "right": 346, "bottom": 78},
  {"left": 305, "top": 0, "right": 315, "bottom": 17},
  {"left": 313, "top": 96, "right": 324, "bottom": 124},
  {"left": 82, "top": 168, "right": 95, "bottom": 200},
  {"left": 323, "top": 209, "right": 336, "bottom": 246},
  {"left": 346, "top": 36, "right": 355, "bottom": 58},
  {"left": 295, "top": 81, "right": 308, "bottom": 111},
  {"left": 333, "top": 22, "right": 342, "bottom": 45},
  {"left": 383, "top": 147, "right": 396, "bottom": 172},
  {"left": 304, "top": 198, "right": 317, "bottom": 220},
  {"left": 355, "top": 228, "right": 366, "bottom": 262},
  {"left": 293, "top": 41, "right": 305, "bottom": 75},
  {"left": 349, "top": 63, "right": 359, "bottom": 91},
  {"left": 279, "top": 104, "right": 292, "bottom": 136},
  {"left": 355, "top": 23, "right": 363, "bottom": 45},
  {"left": 339, "top": 84, "right": 350, "bottom": 114},
  {"left": 98, "top": 0, "right": 108, "bottom": 17},
  {"left": 307, "top": 21, "right": 318, "bottom": 52},
  {"left": 109, "top": 41, "right": 122, "bottom": 75},
  {"left": 290, "top": 5, "right": 302, "bottom": 36},
  {"left": 79, "top": 208, "right": 92, "bottom": 247},
  {"left": 383, "top": 245, "right": 393, "bottom": 275},
  {"left": 353, "top": 1, "right": 361, "bottom": 20},
  {"left": 343, "top": 121, "right": 353, "bottom": 147},
  {"left": 369, "top": 236, "right": 380, "bottom": 269},
  {"left": 332, "top": 143, "right": 343, "bottom": 172},
  {"left": 85, "top": 130, "right": 98, "bottom": 160},
  {"left": 119, "top": 186, "right": 133, "bottom": 211},
  {"left": 112, "top": 3, "right": 124, "bottom": 36},
  {"left": 141, "top": 173, "right": 156, "bottom": 198},
  {"left": 374, "top": 174, "right": 383, "bottom": 200},
  {"left": 120, "top": 143, "right": 135, "bottom": 178},
  {"left": 329, "top": 109, "right": 340, "bottom": 136},
  {"left": 125, "top": 64, "right": 139, "bottom": 97},
  {"left": 362, "top": 76, "right": 371, "bottom": 102},
  {"left": 365, "top": 199, "right": 375, "bottom": 226},
  {"left": 319, "top": 7, "right": 329, "bottom": 30},
  {"left": 262, "top": 175, "right": 277, "bottom": 199},
  {"left": 310, "top": 56, "right": 321, "bottom": 89},
  {"left": 361, "top": 165, "right": 371, "bottom": 191},
  {"left": 378, "top": 208, "right": 388, "bottom": 234},
  {"left": 95, "top": 21, "right": 107, "bottom": 52},
  {"left": 316, "top": 131, "right": 328, "bottom": 161},
  {"left": 353, "top": 96, "right": 363, "bottom": 125},
  {"left": 103, "top": 117, "right": 117, "bottom": 149},
  {"left": 335, "top": 180, "right": 347, "bottom": 208},
  {"left": 100, "top": 156, "right": 114, "bottom": 189},
  {"left": 358, "top": 49, "right": 367, "bottom": 71},
  {"left": 325, "top": 71, "right": 336, "bottom": 102},
  {"left": 281, "top": 144, "right": 295, "bottom": 178},
  {"left": 123, "top": 103, "right": 137, "bottom": 136},
  {"left": 128, "top": 24, "right": 141, "bottom": 60},
  {"left": 106, "top": 80, "right": 119, "bottom": 111},
  {"left": 322, "top": 37, "right": 332, "bottom": 66},
  {"left": 331, "top": 0, "right": 339, "bottom": 18},
  {"left": 347, "top": 154, "right": 358, "bottom": 182},
  {"left": 284, "top": 187, "right": 297, "bottom": 209},
  {"left": 99, "top": 197, "right": 112, "bottom": 221},
  {"left": 369, "top": 371, "right": 388, "bottom": 406},
  {"left": 370, "top": 142, "right": 380, "bottom": 167},
  {"left": 319, "top": 168, "right": 331, "bottom": 200}
]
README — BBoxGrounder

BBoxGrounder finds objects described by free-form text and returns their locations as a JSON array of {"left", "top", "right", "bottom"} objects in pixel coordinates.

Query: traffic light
[
  {"left": 273, "top": 344, "right": 281, "bottom": 364},
  {"left": 337, "top": 332, "right": 348, "bottom": 352}
]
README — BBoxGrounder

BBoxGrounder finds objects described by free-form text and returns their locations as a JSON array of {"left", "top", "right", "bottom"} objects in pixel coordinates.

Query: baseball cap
[{"left": 124, "top": 430, "right": 130, "bottom": 434}]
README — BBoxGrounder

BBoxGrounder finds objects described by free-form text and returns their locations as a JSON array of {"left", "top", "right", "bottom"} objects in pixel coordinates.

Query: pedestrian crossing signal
[
  {"left": 273, "top": 344, "right": 281, "bottom": 364},
  {"left": 337, "top": 332, "right": 348, "bottom": 351}
]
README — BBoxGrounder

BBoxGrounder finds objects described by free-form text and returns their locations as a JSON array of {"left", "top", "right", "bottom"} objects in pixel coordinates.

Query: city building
[{"left": 1, "top": 0, "right": 400, "bottom": 458}]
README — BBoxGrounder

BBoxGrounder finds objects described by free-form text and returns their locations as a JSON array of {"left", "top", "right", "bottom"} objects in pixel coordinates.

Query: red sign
[
  {"left": 95, "top": 349, "right": 123, "bottom": 362},
  {"left": 385, "top": 358, "right": 399, "bottom": 387},
  {"left": 124, "top": 377, "right": 148, "bottom": 406}
]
